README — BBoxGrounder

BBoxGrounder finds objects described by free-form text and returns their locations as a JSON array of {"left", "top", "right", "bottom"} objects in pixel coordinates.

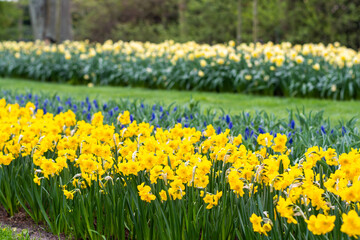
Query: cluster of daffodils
[
  {"left": 1, "top": 40, "right": 360, "bottom": 99},
  {"left": 2, "top": 40, "right": 359, "bottom": 68},
  {"left": 1, "top": 99, "right": 360, "bottom": 238},
  {"left": 250, "top": 214, "right": 272, "bottom": 236}
]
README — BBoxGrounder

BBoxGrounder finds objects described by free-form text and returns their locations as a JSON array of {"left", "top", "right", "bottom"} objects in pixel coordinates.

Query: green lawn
[{"left": 1, "top": 77, "right": 359, "bottom": 123}]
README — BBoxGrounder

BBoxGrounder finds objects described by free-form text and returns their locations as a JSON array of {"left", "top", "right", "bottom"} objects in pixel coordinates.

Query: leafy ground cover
[
  {"left": 1, "top": 77, "right": 360, "bottom": 123},
  {"left": 0, "top": 41, "right": 359, "bottom": 99},
  {"left": 0, "top": 225, "right": 31, "bottom": 240}
]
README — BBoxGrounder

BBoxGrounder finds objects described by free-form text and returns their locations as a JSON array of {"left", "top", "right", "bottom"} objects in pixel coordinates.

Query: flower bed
[
  {"left": 1, "top": 40, "right": 360, "bottom": 99},
  {"left": 0, "top": 97, "right": 359, "bottom": 239}
]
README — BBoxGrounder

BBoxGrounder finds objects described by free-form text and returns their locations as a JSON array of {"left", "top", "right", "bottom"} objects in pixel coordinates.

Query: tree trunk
[
  {"left": 236, "top": 0, "right": 242, "bottom": 44},
  {"left": 55, "top": 0, "right": 61, "bottom": 41},
  {"left": 59, "top": 0, "right": 73, "bottom": 41},
  {"left": 29, "top": 0, "right": 46, "bottom": 40},
  {"left": 44, "top": 0, "right": 57, "bottom": 41},
  {"left": 29, "top": 0, "right": 72, "bottom": 42},
  {"left": 252, "top": 0, "right": 258, "bottom": 43},
  {"left": 178, "top": 0, "right": 187, "bottom": 41}
]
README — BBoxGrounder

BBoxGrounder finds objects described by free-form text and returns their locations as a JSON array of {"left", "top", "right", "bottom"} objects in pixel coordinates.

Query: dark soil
[{"left": 0, "top": 206, "right": 67, "bottom": 240}]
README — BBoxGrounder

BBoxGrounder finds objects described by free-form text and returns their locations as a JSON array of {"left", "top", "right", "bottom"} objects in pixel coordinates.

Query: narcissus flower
[
  {"left": 276, "top": 196, "right": 297, "bottom": 224},
  {"left": 118, "top": 111, "right": 131, "bottom": 125},
  {"left": 306, "top": 214, "right": 335, "bottom": 235},
  {"left": 0, "top": 153, "right": 14, "bottom": 166},
  {"left": 137, "top": 183, "right": 156, "bottom": 203},
  {"left": 250, "top": 213, "right": 272, "bottom": 236},
  {"left": 198, "top": 70, "right": 205, "bottom": 77},
  {"left": 312, "top": 63, "right": 320, "bottom": 71},
  {"left": 257, "top": 133, "right": 273, "bottom": 147},
  {"left": 341, "top": 210, "right": 360, "bottom": 238},
  {"left": 245, "top": 74, "right": 252, "bottom": 81},
  {"left": 203, "top": 191, "right": 222, "bottom": 209},
  {"left": 63, "top": 189, "right": 76, "bottom": 200}
]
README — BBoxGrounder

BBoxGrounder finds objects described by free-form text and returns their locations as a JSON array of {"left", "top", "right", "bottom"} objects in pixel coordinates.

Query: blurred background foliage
[
  {"left": 0, "top": 1, "right": 31, "bottom": 41},
  {"left": 0, "top": 0, "right": 359, "bottom": 48}
]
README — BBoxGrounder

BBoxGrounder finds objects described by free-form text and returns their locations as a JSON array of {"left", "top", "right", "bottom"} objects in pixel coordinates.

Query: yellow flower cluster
[
  {"left": 118, "top": 110, "right": 131, "bottom": 125},
  {"left": 2, "top": 40, "right": 360, "bottom": 68},
  {"left": 250, "top": 213, "right": 272, "bottom": 236},
  {"left": 276, "top": 196, "right": 298, "bottom": 224},
  {"left": 137, "top": 183, "right": 156, "bottom": 203},
  {"left": 0, "top": 153, "right": 14, "bottom": 165},
  {"left": 1, "top": 98, "right": 360, "bottom": 238},
  {"left": 202, "top": 191, "right": 223, "bottom": 209}
]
